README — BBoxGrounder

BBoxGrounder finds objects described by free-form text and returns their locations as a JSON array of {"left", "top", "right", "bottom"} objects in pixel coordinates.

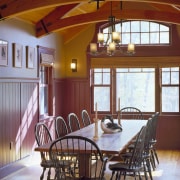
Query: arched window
[{"left": 101, "top": 20, "right": 170, "bottom": 45}]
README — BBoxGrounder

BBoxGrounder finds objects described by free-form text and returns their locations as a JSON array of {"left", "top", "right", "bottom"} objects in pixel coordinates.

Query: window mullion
[
  {"left": 111, "top": 69, "right": 116, "bottom": 115},
  {"left": 156, "top": 68, "right": 161, "bottom": 113}
]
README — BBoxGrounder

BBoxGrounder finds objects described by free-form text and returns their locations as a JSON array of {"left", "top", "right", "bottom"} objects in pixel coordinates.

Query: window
[
  {"left": 40, "top": 66, "right": 49, "bottom": 115},
  {"left": 91, "top": 67, "right": 180, "bottom": 114},
  {"left": 39, "top": 65, "right": 53, "bottom": 117},
  {"left": 116, "top": 68, "right": 155, "bottom": 112},
  {"left": 102, "top": 21, "right": 170, "bottom": 45},
  {"left": 161, "top": 67, "right": 179, "bottom": 112},
  {"left": 92, "top": 68, "right": 111, "bottom": 112},
  {"left": 37, "top": 46, "right": 54, "bottom": 118}
]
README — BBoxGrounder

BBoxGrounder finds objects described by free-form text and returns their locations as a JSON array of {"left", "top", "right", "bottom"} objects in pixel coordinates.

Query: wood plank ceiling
[{"left": 0, "top": 0, "right": 180, "bottom": 43}]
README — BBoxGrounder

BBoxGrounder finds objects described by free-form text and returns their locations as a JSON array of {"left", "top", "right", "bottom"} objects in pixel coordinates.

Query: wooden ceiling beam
[
  {"left": 36, "top": 9, "right": 180, "bottom": 37},
  {"left": 148, "top": 2, "right": 180, "bottom": 13},
  {"left": 0, "top": 0, "right": 180, "bottom": 20},
  {"left": 0, "top": 0, "right": 78, "bottom": 19},
  {"left": 36, "top": 3, "right": 78, "bottom": 34}
]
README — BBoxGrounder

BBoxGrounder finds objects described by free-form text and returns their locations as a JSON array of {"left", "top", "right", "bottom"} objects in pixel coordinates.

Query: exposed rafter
[
  {"left": 0, "top": 0, "right": 179, "bottom": 38},
  {"left": 0, "top": 0, "right": 180, "bottom": 19}
]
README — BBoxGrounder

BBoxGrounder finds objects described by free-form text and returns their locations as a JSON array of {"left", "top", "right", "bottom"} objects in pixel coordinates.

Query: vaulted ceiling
[{"left": 0, "top": 0, "right": 180, "bottom": 42}]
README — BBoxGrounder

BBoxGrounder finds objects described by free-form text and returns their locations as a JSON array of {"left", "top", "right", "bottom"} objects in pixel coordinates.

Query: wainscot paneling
[
  {"left": 20, "top": 83, "right": 39, "bottom": 158},
  {"left": 63, "top": 78, "right": 91, "bottom": 127},
  {"left": 132, "top": 114, "right": 180, "bottom": 150},
  {"left": 54, "top": 79, "right": 66, "bottom": 117},
  {"left": 0, "top": 82, "right": 21, "bottom": 167},
  {"left": 156, "top": 115, "right": 180, "bottom": 150},
  {"left": 0, "top": 81, "right": 39, "bottom": 170}
]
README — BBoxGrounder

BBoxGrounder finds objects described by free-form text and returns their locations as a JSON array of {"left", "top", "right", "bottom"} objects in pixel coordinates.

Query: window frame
[
  {"left": 100, "top": 20, "right": 171, "bottom": 46},
  {"left": 91, "top": 66, "right": 180, "bottom": 115},
  {"left": 37, "top": 46, "right": 55, "bottom": 118},
  {"left": 91, "top": 68, "right": 112, "bottom": 114},
  {"left": 160, "top": 67, "right": 180, "bottom": 113}
]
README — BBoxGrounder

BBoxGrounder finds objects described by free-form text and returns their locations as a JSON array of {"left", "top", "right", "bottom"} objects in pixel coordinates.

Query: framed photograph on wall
[
  {"left": 26, "top": 46, "right": 35, "bottom": 69},
  {"left": 0, "top": 39, "right": 8, "bottom": 66},
  {"left": 13, "top": 43, "right": 23, "bottom": 68}
]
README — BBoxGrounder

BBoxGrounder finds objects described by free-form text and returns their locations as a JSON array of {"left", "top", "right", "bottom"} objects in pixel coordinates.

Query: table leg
[{"left": 77, "top": 153, "right": 91, "bottom": 177}]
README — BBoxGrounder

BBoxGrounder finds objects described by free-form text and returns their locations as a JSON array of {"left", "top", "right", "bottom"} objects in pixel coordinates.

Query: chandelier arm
[
  {"left": 97, "top": 0, "right": 99, "bottom": 9},
  {"left": 88, "top": 0, "right": 135, "bottom": 56},
  {"left": 89, "top": 0, "right": 105, "bottom": 10},
  {"left": 110, "top": 1, "right": 113, "bottom": 17}
]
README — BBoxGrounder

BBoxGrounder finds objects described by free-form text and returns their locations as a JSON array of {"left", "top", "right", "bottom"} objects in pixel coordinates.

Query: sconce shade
[
  {"left": 127, "top": 43, "right": 135, "bottom": 53},
  {"left": 71, "top": 59, "right": 77, "bottom": 72},
  {"left": 90, "top": 43, "right": 97, "bottom": 53}
]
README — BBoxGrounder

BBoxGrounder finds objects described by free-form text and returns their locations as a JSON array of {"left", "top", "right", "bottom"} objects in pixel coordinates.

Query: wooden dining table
[
  {"left": 35, "top": 119, "right": 147, "bottom": 155},
  {"left": 35, "top": 119, "right": 147, "bottom": 177},
  {"left": 68, "top": 119, "right": 147, "bottom": 154}
]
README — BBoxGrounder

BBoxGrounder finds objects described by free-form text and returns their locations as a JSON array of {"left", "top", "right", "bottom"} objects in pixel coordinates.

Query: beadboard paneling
[
  {"left": 20, "top": 82, "right": 39, "bottom": 158},
  {"left": 0, "top": 83, "right": 21, "bottom": 167},
  {"left": 0, "top": 81, "right": 39, "bottom": 168}
]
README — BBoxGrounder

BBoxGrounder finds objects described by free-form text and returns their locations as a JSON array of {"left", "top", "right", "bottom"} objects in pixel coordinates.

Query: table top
[{"left": 35, "top": 119, "right": 147, "bottom": 155}]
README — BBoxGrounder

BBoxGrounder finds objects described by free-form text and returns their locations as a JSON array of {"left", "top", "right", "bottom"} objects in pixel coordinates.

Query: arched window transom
[{"left": 101, "top": 20, "right": 170, "bottom": 45}]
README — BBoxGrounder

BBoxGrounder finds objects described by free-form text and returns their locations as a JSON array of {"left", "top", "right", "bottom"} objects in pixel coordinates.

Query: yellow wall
[
  {"left": 64, "top": 24, "right": 95, "bottom": 78},
  {"left": 54, "top": 32, "right": 66, "bottom": 79}
]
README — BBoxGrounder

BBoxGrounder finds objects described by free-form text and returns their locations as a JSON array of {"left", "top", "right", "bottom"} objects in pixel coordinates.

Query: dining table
[
  {"left": 67, "top": 119, "right": 147, "bottom": 154},
  {"left": 35, "top": 119, "right": 147, "bottom": 177}
]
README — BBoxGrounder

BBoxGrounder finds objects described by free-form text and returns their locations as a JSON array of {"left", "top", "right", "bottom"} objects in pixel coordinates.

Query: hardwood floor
[{"left": 1, "top": 150, "right": 180, "bottom": 180}]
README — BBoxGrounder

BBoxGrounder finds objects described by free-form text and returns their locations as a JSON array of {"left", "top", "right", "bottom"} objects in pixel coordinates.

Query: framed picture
[
  {"left": 13, "top": 43, "right": 23, "bottom": 68},
  {"left": 26, "top": 46, "right": 35, "bottom": 69},
  {"left": 0, "top": 39, "right": 8, "bottom": 66}
]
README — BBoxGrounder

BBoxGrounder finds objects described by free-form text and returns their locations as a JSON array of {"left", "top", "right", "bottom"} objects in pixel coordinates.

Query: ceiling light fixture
[{"left": 89, "top": 1, "right": 135, "bottom": 56}]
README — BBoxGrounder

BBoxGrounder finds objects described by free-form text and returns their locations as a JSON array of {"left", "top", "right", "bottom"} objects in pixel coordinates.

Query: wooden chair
[
  {"left": 34, "top": 122, "right": 54, "bottom": 180},
  {"left": 109, "top": 126, "right": 147, "bottom": 180},
  {"left": 142, "top": 118, "right": 154, "bottom": 180},
  {"left": 67, "top": 113, "right": 81, "bottom": 132},
  {"left": 81, "top": 109, "right": 92, "bottom": 127},
  {"left": 55, "top": 116, "right": 69, "bottom": 138},
  {"left": 122, "top": 119, "right": 154, "bottom": 179},
  {"left": 120, "top": 107, "right": 144, "bottom": 120},
  {"left": 49, "top": 135, "right": 108, "bottom": 179},
  {"left": 120, "top": 115, "right": 158, "bottom": 180},
  {"left": 149, "top": 112, "right": 160, "bottom": 167}
]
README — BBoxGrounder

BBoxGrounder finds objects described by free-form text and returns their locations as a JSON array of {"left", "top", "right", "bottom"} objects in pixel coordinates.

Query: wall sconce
[{"left": 70, "top": 59, "right": 77, "bottom": 72}]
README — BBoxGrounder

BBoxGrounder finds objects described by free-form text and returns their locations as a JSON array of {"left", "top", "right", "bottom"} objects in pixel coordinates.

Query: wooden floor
[{"left": 1, "top": 150, "right": 180, "bottom": 180}]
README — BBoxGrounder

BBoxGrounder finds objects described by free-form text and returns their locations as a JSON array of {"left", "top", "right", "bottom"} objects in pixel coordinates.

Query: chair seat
[
  {"left": 109, "top": 163, "right": 143, "bottom": 172},
  {"left": 41, "top": 159, "right": 54, "bottom": 167},
  {"left": 58, "top": 177, "right": 105, "bottom": 180},
  {"left": 41, "top": 159, "right": 74, "bottom": 168}
]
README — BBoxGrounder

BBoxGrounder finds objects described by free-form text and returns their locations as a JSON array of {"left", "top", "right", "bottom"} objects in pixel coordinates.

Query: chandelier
[{"left": 89, "top": 1, "right": 135, "bottom": 56}]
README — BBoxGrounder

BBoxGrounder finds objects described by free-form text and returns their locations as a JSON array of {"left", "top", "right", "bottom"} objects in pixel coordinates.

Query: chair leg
[
  {"left": 150, "top": 154, "right": 156, "bottom": 170},
  {"left": 55, "top": 168, "right": 62, "bottom": 180},
  {"left": 153, "top": 148, "right": 159, "bottom": 164},
  {"left": 110, "top": 171, "right": 115, "bottom": 180},
  {"left": 143, "top": 160, "right": 148, "bottom": 180},
  {"left": 146, "top": 159, "right": 153, "bottom": 180},
  {"left": 47, "top": 168, "right": 51, "bottom": 180},
  {"left": 116, "top": 171, "right": 120, "bottom": 180},
  {"left": 134, "top": 172, "right": 137, "bottom": 180},
  {"left": 138, "top": 172, "right": 142, "bottom": 180},
  {"left": 150, "top": 150, "right": 156, "bottom": 169},
  {"left": 40, "top": 167, "right": 46, "bottom": 180},
  {"left": 123, "top": 172, "right": 126, "bottom": 179}
]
